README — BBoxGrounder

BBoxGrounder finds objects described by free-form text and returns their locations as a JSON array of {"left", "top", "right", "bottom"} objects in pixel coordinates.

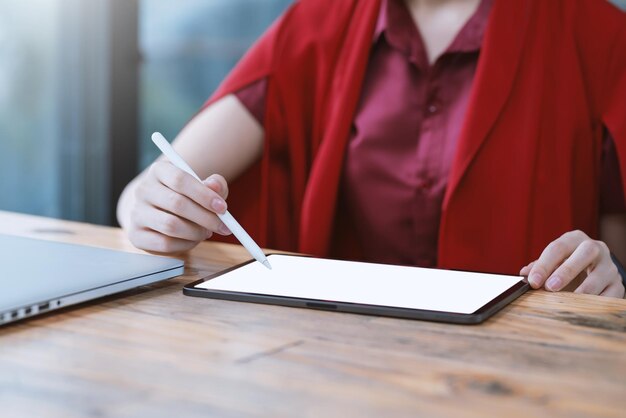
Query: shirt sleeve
[
  {"left": 233, "top": 78, "right": 268, "bottom": 125},
  {"left": 600, "top": 129, "right": 626, "bottom": 214}
]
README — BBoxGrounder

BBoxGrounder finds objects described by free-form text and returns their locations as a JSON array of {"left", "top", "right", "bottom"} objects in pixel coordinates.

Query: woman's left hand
[{"left": 520, "top": 230, "right": 625, "bottom": 298}]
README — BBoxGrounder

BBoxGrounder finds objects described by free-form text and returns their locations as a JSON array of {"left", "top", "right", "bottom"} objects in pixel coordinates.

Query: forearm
[
  {"left": 172, "top": 94, "right": 264, "bottom": 183},
  {"left": 116, "top": 94, "right": 263, "bottom": 232}
]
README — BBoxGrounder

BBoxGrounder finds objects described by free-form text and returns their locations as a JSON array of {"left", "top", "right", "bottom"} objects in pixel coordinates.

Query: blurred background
[
  {"left": 0, "top": 0, "right": 624, "bottom": 226},
  {"left": 0, "top": 0, "right": 291, "bottom": 226}
]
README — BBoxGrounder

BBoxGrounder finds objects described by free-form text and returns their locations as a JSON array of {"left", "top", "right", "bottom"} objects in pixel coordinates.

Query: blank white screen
[{"left": 197, "top": 255, "right": 523, "bottom": 314}]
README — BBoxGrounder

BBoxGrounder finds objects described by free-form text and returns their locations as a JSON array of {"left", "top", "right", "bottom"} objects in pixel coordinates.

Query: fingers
[
  {"left": 519, "top": 261, "right": 535, "bottom": 276},
  {"left": 544, "top": 240, "right": 602, "bottom": 291},
  {"left": 126, "top": 163, "right": 234, "bottom": 254},
  {"left": 147, "top": 162, "right": 231, "bottom": 235},
  {"left": 141, "top": 181, "right": 231, "bottom": 236},
  {"left": 128, "top": 228, "right": 198, "bottom": 254},
  {"left": 528, "top": 230, "right": 588, "bottom": 289},
  {"left": 598, "top": 281, "right": 626, "bottom": 299},
  {"left": 131, "top": 202, "right": 207, "bottom": 240},
  {"left": 520, "top": 231, "right": 621, "bottom": 299},
  {"left": 203, "top": 174, "right": 229, "bottom": 200},
  {"left": 574, "top": 261, "right": 618, "bottom": 295},
  {"left": 152, "top": 161, "right": 227, "bottom": 215}
]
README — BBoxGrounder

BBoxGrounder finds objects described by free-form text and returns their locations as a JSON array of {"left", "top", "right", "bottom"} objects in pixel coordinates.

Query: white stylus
[{"left": 151, "top": 132, "right": 272, "bottom": 270}]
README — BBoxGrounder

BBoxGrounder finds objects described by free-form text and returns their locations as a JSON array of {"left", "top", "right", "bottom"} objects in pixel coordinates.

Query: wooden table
[{"left": 0, "top": 211, "right": 625, "bottom": 418}]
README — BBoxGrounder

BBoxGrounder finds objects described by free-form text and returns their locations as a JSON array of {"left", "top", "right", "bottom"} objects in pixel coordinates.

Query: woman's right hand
[{"left": 126, "top": 161, "right": 232, "bottom": 254}]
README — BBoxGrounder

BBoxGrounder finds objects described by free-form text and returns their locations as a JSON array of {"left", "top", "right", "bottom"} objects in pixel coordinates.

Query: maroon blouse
[{"left": 235, "top": 0, "right": 625, "bottom": 266}]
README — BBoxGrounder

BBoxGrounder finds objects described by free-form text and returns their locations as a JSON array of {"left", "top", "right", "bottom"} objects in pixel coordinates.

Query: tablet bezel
[{"left": 183, "top": 254, "right": 529, "bottom": 324}]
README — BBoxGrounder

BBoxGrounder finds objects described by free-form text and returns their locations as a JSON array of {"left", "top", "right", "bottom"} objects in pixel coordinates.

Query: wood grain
[{"left": 0, "top": 210, "right": 625, "bottom": 418}]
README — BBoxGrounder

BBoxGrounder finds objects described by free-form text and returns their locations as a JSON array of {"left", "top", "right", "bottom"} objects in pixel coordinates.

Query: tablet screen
[{"left": 195, "top": 254, "right": 524, "bottom": 314}]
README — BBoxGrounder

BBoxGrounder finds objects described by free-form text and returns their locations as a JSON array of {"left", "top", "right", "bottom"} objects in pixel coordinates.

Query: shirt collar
[
  {"left": 372, "top": 0, "right": 389, "bottom": 42},
  {"left": 373, "top": 0, "right": 493, "bottom": 56}
]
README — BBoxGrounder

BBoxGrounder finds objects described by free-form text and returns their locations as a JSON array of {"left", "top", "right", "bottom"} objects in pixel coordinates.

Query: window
[
  {"left": 138, "top": 0, "right": 293, "bottom": 170},
  {"left": 0, "top": 0, "right": 112, "bottom": 223},
  {"left": 0, "top": 0, "right": 291, "bottom": 225}
]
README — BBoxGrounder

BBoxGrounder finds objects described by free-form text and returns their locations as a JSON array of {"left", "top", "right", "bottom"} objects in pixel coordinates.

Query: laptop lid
[{"left": 0, "top": 234, "right": 184, "bottom": 325}]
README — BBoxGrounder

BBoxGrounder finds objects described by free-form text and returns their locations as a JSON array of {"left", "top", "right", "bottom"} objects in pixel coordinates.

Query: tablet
[{"left": 183, "top": 254, "right": 529, "bottom": 324}]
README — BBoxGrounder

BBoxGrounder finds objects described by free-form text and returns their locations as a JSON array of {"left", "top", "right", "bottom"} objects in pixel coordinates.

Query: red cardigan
[{"left": 203, "top": 0, "right": 626, "bottom": 275}]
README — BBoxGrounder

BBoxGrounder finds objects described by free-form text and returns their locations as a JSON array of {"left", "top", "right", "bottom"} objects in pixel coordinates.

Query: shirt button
[
  {"left": 427, "top": 104, "right": 438, "bottom": 114},
  {"left": 417, "top": 179, "right": 433, "bottom": 191}
]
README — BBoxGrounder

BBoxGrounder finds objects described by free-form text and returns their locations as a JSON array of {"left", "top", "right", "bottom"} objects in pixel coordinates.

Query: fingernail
[
  {"left": 211, "top": 198, "right": 226, "bottom": 213},
  {"left": 529, "top": 273, "right": 541, "bottom": 287},
  {"left": 546, "top": 276, "right": 562, "bottom": 291},
  {"left": 218, "top": 224, "right": 231, "bottom": 235}
]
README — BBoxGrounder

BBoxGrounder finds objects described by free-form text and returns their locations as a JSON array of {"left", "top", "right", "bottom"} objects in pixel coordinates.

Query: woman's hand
[
  {"left": 125, "top": 161, "right": 231, "bottom": 254},
  {"left": 520, "top": 230, "right": 625, "bottom": 298}
]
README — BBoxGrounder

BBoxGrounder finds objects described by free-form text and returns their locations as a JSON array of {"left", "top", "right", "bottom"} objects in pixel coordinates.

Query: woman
[{"left": 117, "top": 0, "right": 626, "bottom": 298}]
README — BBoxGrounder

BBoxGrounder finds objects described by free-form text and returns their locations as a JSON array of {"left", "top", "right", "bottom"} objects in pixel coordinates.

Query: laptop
[{"left": 0, "top": 234, "right": 184, "bottom": 326}]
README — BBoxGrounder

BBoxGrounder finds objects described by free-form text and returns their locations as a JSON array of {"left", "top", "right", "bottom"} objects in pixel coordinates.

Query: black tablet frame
[{"left": 183, "top": 255, "right": 529, "bottom": 324}]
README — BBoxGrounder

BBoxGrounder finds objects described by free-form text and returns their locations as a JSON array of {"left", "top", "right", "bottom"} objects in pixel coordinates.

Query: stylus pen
[{"left": 151, "top": 132, "right": 272, "bottom": 270}]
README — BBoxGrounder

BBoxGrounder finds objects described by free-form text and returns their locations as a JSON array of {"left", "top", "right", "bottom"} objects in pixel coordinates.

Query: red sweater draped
[{"left": 203, "top": 0, "right": 626, "bottom": 275}]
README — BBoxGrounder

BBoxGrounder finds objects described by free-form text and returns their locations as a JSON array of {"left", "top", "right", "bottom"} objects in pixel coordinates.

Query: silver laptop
[{"left": 0, "top": 234, "right": 184, "bottom": 325}]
